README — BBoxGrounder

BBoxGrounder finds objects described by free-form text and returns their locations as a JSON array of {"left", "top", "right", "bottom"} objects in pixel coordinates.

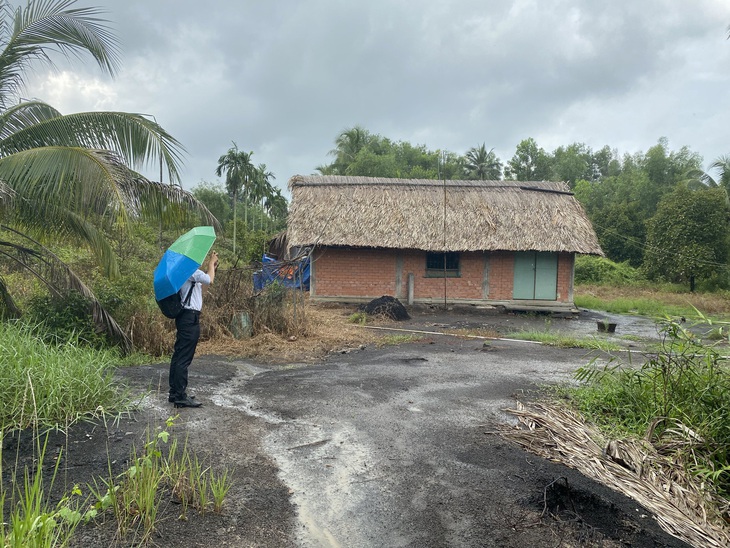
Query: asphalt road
[{"left": 228, "top": 335, "right": 686, "bottom": 547}]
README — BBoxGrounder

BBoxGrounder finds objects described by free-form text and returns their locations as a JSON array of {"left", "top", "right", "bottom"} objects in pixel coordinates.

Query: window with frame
[{"left": 425, "top": 252, "right": 460, "bottom": 277}]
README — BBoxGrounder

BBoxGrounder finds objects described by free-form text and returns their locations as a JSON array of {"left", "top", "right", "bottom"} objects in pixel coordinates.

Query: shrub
[
  {"left": 24, "top": 291, "right": 108, "bottom": 348},
  {"left": 575, "top": 256, "right": 643, "bottom": 285}
]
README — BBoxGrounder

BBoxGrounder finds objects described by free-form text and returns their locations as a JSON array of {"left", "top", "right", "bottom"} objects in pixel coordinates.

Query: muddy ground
[{"left": 2, "top": 305, "right": 693, "bottom": 547}]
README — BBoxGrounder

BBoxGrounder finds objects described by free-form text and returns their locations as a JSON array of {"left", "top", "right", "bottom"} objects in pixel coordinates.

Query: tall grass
[
  {"left": 570, "top": 320, "right": 730, "bottom": 498},
  {"left": 0, "top": 321, "right": 124, "bottom": 432},
  {"left": 574, "top": 294, "right": 692, "bottom": 318}
]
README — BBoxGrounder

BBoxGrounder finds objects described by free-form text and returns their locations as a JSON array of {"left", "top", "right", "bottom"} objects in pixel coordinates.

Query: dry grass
[{"left": 197, "top": 301, "right": 379, "bottom": 363}]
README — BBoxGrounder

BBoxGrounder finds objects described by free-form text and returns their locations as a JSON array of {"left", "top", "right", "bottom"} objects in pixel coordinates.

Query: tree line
[{"left": 315, "top": 126, "right": 730, "bottom": 290}]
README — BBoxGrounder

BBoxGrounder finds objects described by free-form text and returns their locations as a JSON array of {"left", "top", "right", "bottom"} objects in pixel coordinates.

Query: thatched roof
[{"left": 287, "top": 175, "right": 603, "bottom": 255}]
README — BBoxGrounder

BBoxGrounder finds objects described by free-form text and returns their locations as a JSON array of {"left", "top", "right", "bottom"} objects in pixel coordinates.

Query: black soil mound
[{"left": 359, "top": 296, "right": 410, "bottom": 321}]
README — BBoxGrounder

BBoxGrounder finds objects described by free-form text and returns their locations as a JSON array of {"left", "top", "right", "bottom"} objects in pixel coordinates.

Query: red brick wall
[
  {"left": 399, "top": 250, "right": 485, "bottom": 300},
  {"left": 313, "top": 247, "right": 397, "bottom": 297},
  {"left": 486, "top": 251, "right": 514, "bottom": 300},
  {"left": 311, "top": 247, "right": 575, "bottom": 304},
  {"left": 556, "top": 252, "right": 574, "bottom": 302}
]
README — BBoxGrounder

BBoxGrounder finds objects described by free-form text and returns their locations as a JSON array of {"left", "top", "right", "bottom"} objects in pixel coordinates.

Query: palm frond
[
  {"left": 0, "top": 146, "right": 134, "bottom": 223},
  {"left": 0, "top": 224, "right": 131, "bottom": 352},
  {"left": 0, "top": 99, "right": 60, "bottom": 140},
  {"left": 0, "top": 272, "right": 20, "bottom": 318},
  {"left": 9, "top": 199, "right": 120, "bottom": 277},
  {"left": 126, "top": 177, "right": 222, "bottom": 231},
  {"left": 0, "top": 110, "right": 186, "bottom": 183},
  {"left": 0, "top": 0, "right": 119, "bottom": 106}
]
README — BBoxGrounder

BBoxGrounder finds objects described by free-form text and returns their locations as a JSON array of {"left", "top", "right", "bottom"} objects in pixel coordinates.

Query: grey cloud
[{"left": 56, "top": 0, "right": 730, "bottom": 189}]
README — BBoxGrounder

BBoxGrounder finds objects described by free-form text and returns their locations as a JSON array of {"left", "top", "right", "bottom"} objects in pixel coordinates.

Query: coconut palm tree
[
  {"left": 464, "top": 143, "right": 502, "bottom": 180},
  {"left": 328, "top": 125, "right": 372, "bottom": 174},
  {"left": 706, "top": 155, "right": 730, "bottom": 191},
  {"left": 264, "top": 186, "right": 287, "bottom": 229},
  {"left": 682, "top": 155, "right": 730, "bottom": 207},
  {"left": 0, "top": 0, "right": 216, "bottom": 349},
  {"left": 215, "top": 142, "right": 254, "bottom": 256},
  {"left": 251, "top": 163, "right": 275, "bottom": 232}
]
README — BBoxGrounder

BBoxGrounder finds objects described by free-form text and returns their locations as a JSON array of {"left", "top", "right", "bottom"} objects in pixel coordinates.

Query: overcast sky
[{"left": 27, "top": 0, "right": 730, "bottom": 194}]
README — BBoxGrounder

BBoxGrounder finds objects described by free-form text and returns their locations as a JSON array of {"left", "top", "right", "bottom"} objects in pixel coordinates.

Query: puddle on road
[
  {"left": 297, "top": 506, "right": 342, "bottom": 548},
  {"left": 263, "top": 422, "right": 383, "bottom": 548}
]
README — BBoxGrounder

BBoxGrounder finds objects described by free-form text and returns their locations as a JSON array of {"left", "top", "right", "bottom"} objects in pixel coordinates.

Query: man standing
[{"left": 169, "top": 250, "right": 219, "bottom": 408}]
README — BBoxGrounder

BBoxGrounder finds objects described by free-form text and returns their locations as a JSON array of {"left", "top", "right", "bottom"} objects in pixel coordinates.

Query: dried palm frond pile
[{"left": 503, "top": 402, "right": 730, "bottom": 548}]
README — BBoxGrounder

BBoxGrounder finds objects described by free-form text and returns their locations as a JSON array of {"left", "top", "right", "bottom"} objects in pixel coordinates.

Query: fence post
[{"left": 408, "top": 273, "right": 414, "bottom": 305}]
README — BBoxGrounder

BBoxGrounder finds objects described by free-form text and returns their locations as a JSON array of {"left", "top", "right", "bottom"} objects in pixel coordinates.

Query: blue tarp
[{"left": 253, "top": 254, "right": 310, "bottom": 291}]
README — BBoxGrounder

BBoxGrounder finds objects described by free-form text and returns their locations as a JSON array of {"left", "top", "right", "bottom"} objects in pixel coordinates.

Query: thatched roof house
[
  {"left": 288, "top": 176, "right": 602, "bottom": 254},
  {"left": 287, "top": 175, "right": 602, "bottom": 311}
]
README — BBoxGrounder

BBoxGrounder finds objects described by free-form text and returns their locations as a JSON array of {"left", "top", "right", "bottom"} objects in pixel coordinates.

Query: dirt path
[
  {"left": 101, "top": 330, "right": 686, "bottom": 547},
  {"left": 3, "top": 307, "right": 693, "bottom": 547}
]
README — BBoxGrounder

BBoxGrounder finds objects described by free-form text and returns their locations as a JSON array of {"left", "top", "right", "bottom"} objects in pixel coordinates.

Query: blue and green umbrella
[{"left": 153, "top": 226, "right": 216, "bottom": 300}]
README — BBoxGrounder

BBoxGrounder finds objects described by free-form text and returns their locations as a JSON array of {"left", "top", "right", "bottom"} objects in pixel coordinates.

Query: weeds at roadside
[
  {"left": 575, "top": 284, "right": 730, "bottom": 320},
  {"left": 509, "top": 330, "right": 622, "bottom": 351},
  {"left": 348, "top": 312, "right": 367, "bottom": 325},
  {"left": 210, "top": 468, "right": 232, "bottom": 512},
  {"left": 0, "top": 431, "right": 93, "bottom": 548},
  {"left": 376, "top": 334, "right": 423, "bottom": 347},
  {"left": 86, "top": 417, "right": 234, "bottom": 543}
]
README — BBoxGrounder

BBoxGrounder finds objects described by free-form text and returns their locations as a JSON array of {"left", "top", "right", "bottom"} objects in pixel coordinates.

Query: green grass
[
  {"left": 0, "top": 321, "right": 128, "bottom": 432},
  {"left": 1, "top": 434, "right": 91, "bottom": 548},
  {"left": 508, "top": 330, "right": 622, "bottom": 351},
  {"left": 574, "top": 294, "right": 693, "bottom": 318},
  {"left": 348, "top": 312, "right": 367, "bottom": 325}
]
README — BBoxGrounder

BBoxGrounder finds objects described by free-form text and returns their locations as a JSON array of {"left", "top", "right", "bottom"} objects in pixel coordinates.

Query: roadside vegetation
[
  {"left": 575, "top": 256, "right": 730, "bottom": 320},
  {"left": 507, "top": 330, "right": 622, "bottom": 351},
  {"left": 565, "top": 318, "right": 730, "bottom": 511}
]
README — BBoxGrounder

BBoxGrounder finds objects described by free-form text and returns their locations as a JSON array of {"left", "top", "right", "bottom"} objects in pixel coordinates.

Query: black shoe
[
  {"left": 173, "top": 397, "right": 201, "bottom": 408},
  {"left": 168, "top": 394, "right": 195, "bottom": 403}
]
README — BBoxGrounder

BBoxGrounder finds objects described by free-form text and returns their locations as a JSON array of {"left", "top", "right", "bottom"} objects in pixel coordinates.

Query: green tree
[
  {"left": 192, "top": 182, "right": 230, "bottom": 224},
  {"left": 0, "top": 0, "right": 213, "bottom": 346},
  {"left": 505, "top": 138, "right": 551, "bottom": 181},
  {"left": 590, "top": 145, "right": 621, "bottom": 180},
  {"left": 250, "top": 163, "right": 275, "bottom": 231},
  {"left": 346, "top": 147, "right": 398, "bottom": 177},
  {"left": 591, "top": 203, "right": 645, "bottom": 266},
  {"left": 264, "top": 187, "right": 288, "bottom": 231},
  {"left": 328, "top": 125, "right": 372, "bottom": 174},
  {"left": 550, "top": 143, "right": 592, "bottom": 188},
  {"left": 215, "top": 142, "right": 255, "bottom": 256},
  {"left": 464, "top": 143, "right": 502, "bottom": 180},
  {"left": 319, "top": 127, "right": 463, "bottom": 180},
  {"left": 643, "top": 186, "right": 729, "bottom": 288}
]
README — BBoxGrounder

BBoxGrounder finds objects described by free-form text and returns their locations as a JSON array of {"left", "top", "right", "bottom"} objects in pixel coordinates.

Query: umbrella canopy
[{"left": 153, "top": 226, "right": 216, "bottom": 300}]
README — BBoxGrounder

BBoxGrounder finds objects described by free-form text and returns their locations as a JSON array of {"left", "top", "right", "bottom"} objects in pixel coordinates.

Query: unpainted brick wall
[{"left": 312, "top": 248, "right": 574, "bottom": 303}]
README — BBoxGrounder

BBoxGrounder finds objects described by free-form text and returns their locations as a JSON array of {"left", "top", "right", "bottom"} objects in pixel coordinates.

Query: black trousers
[{"left": 169, "top": 309, "right": 200, "bottom": 400}]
